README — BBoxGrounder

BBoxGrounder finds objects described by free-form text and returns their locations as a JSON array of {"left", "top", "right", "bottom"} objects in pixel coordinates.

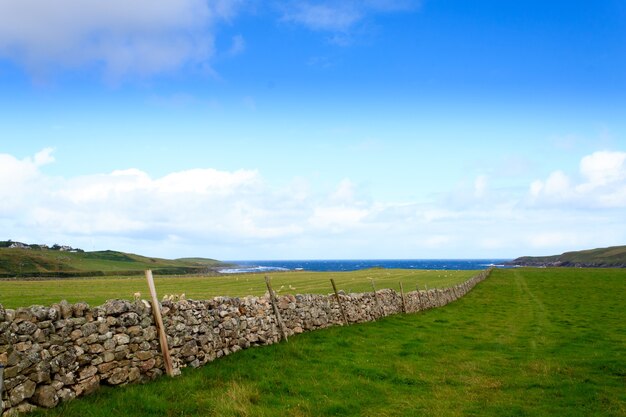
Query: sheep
[
  {"left": 133, "top": 292, "right": 141, "bottom": 301},
  {"left": 161, "top": 293, "right": 186, "bottom": 302}
]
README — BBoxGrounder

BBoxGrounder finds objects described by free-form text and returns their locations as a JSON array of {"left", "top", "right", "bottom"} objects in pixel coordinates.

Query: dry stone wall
[{"left": 0, "top": 268, "right": 492, "bottom": 415}]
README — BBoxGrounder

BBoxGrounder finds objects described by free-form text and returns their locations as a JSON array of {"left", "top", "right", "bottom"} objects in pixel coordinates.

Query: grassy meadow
[
  {"left": 0, "top": 246, "right": 224, "bottom": 278},
  {"left": 26, "top": 267, "right": 625, "bottom": 417},
  {"left": 0, "top": 269, "right": 473, "bottom": 309}
]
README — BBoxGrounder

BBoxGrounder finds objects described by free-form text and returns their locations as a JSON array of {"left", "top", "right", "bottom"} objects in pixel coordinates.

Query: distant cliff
[{"left": 508, "top": 245, "right": 626, "bottom": 268}]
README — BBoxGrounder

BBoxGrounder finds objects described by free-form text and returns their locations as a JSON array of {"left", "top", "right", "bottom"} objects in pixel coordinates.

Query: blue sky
[{"left": 1, "top": 0, "right": 625, "bottom": 259}]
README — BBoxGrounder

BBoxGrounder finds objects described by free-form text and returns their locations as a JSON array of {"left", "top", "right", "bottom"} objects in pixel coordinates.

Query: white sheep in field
[
  {"left": 161, "top": 293, "right": 186, "bottom": 302},
  {"left": 133, "top": 292, "right": 141, "bottom": 301}
]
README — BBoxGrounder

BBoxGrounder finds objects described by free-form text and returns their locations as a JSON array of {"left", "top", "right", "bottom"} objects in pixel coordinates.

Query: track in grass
[{"left": 30, "top": 268, "right": 626, "bottom": 417}]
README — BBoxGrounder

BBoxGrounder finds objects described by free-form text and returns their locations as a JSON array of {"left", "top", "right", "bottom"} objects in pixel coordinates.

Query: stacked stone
[
  {"left": 0, "top": 268, "right": 494, "bottom": 415},
  {"left": 0, "top": 300, "right": 164, "bottom": 416}
]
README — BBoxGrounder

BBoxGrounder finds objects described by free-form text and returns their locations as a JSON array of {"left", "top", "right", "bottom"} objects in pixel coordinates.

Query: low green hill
[
  {"left": 509, "top": 245, "right": 626, "bottom": 268},
  {"left": 0, "top": 244, "right": 228, "bottom": 278}
]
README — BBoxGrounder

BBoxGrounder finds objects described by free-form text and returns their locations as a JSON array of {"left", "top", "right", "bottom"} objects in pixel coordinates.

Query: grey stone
[
  {"left": 135, "top": 351, "right": 153, "bottom": 361},
  {"left": 58, "top": 388, "right": 76, "bottom": 403},
  {"left": 5, "top": 402, "right": 38, "bottom": 416},
  {"left": 13, "top": 308, "right": 33, "bottom": 323},
  {"left": 79, "top": 365, "right": 98, "bottom": 380},
  {"left": 97, "top": 361, "right": 119, "bottom": 374},
  {"left": 88, "top": 344, "right": 105, "bottom": 354},
  {"left": 49, "top": 345, "right": 67, "bottom": 357},
  {"left": 128, "top": 367, "right": 141, "bottom": 382},
  {"left": 73, "top": 302, "right": 89, "bottom": 317},
  {"left": 9, "top": 380, "right": 36, "bottom": 406},
  {"left": 180, "top": 341, "right": 198, "bottom": 357},
  {"left": 58, "top": 300, "right": 72, "bottom": 319},
  {"left": 73, "top": 375, "right": 100, "bottom": 397},
  {"left": 32, "top": 385, "right": 59, "bottom": 408},
  {"left": 107, "top": 368, "right": 128, "bottom": 385},
  {"left": 81, "top": 322, "right": 98, "bottom": 337},
  {"left": 140, "top": 358, "right": 156, "bottom": 371},
  {"left": 127, "top": 325, "right": 143, "bottom": 337},
  {"left": 29, "top": 370, "right": 51, "bottom": 384},
  {"left": 113, "top": 334, "right": 130, "bottom": 345},
  {"left": 103, "top": 300, "right": 131, "bottom": 316},
  {"left": 119, "top": 312, "right": 139, "bottom": 326},
  {"left": 54, "top": 350, "right": 76, "bottom": 368},
  {"left": 31, "top": 306, "right": 50, "bottom": 321}
]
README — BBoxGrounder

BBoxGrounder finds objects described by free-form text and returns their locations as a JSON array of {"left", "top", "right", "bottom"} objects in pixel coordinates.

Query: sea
[{"left": 219, "top": 259, "right": 512, "bottom": 274}]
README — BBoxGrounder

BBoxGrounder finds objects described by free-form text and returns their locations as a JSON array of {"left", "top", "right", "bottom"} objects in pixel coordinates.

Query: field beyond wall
[
  {"left": 22, "top": 267, "right": 626, "bottom": 417},
  {"left": 0, "top": 268, "right": 473, "bottom": 309}
]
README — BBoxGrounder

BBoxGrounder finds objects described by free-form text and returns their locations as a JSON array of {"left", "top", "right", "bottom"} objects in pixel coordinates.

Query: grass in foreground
[
  {"left": 0, "top": 269, "right": 473, "bottom": 309},
  {"left": 31, "top": 268, "right": 626, "bottom": 417}
]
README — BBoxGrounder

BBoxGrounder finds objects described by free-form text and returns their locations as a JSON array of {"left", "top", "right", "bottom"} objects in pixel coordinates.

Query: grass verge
[{"left": 29, "top": 268, "right": 626, "bottom": 417}]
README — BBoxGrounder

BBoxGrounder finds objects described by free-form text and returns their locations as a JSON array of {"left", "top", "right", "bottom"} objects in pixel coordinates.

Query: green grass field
[
  {"left": 27, "top": 267, "right": 625, "bottom": 417},
  {"left": 0, "top": 269, "right": 472, "bottom": 309},
  {"left": 0, "top": 246, "right": 224, "bottom": 277}
]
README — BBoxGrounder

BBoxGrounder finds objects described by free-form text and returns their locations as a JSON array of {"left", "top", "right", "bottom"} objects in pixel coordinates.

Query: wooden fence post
[
  {"left": 265, "top": 275, "right": 289, "bottom": 342},
  {"left": 399, "top": 282, "right": 407, "bottom": 313},
  {"left": 331, "top": 278, "right": 349, "bottom": 325},
  {"left": 145, "top": 270, "right": 175, "bottom": 377},
  {"left": 371, "top": 280, "right": 385, "bottom": 318},
  {"left": 417, "top": 290, "right": 423, "bottom": 310}
]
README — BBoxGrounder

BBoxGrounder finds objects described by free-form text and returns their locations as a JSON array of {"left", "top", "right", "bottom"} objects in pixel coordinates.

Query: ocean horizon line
[{"left": 219, "top": 259, "right": 513, "bottom": 274}]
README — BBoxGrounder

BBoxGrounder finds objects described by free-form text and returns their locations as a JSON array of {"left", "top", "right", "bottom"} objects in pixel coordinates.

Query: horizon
[{"left": 1, "top": 1, "right": 625, "bottom": 259}]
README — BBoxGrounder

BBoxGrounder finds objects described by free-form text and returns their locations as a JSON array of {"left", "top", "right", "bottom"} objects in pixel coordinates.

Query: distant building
[{"left": 9, "top": 242, "right": 30, "bottom": 249}]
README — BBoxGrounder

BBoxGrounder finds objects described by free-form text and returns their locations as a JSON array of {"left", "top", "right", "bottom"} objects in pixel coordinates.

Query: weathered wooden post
[
  {"left": 371, "top": 280, "right": 385, "bottom": 318},
  {"left": 415, "top": 283, "right": 423, "bottom": 310},
  {"left": 265, "top": 275, "right": 289, "bottom": 342},
  {"left": 331, "top": 278, "right": 349, "bottom": 325},
  {"left": 145, "top": 270, "right": 175, "bottom": 377},
  {"left": 399, "top": 282, "right": 407, "bottom": 313}
]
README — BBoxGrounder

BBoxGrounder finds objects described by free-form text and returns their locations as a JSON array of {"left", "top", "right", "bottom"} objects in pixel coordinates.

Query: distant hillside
[
  {"left": 509, "top": 245, "right": 626, "bottom": 268},
  {"left": 0, "top": 241, "right": 228, "bottom": 278}
]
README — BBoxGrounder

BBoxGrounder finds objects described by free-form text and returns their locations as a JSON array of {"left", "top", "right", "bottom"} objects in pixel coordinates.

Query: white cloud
[
  {"left": 578, "top": 151, "right": 626, "bottom": 189},
  {"left": 330, "top": 178, "right": 357, "bottom": 203},
  {"left": 529, "top": 151, "right": 626, "bottom": 208},
  {"left": 280, "top": 0, "right": 419, "bottom": 33},
  {"left": 0, "top": 0, "right": 419, "bottom": 77},
  {"left": 474, "top": 175, "right": 488, "bottom": 198},
  {"left": 0, "top": 0, "right": 246, "bottom": 78},
  {"left": 0, "top": 147, "right": 55, "bottom": 213},
  {"left": 3, "top": 148, "right": 625, "bottom": 259},
  {"left": 283, "top": 3, "right": 363, "bottom": 32},
  {"left": 309, "top": 206, "right": 370, "bottom": 232},
  {"left": 525, "top": 232, "right": 584, "bottom": 249}
]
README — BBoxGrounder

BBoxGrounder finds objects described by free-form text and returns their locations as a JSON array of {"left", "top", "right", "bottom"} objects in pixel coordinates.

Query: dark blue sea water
[{"left": 220, "top": 259, "right": 512, "bottom": 274}]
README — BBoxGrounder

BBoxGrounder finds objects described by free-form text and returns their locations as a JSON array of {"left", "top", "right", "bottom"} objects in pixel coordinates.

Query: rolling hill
[
  {"left": 509, "top": 245, "right": 626, "bottom": 268},
  {"left": 0, "top": 241, "right": 228, "bottom": 278}
]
